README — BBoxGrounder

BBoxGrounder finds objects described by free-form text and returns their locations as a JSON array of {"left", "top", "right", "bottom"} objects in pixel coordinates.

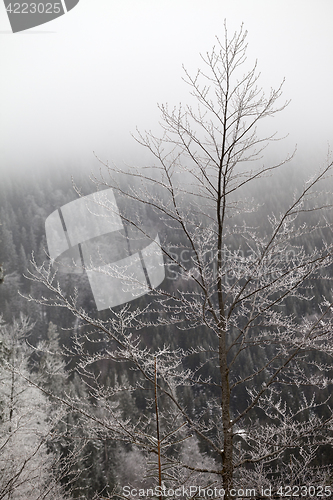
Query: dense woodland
[{"left": 0, "top": 157, "right": 332, "bottom": 499}]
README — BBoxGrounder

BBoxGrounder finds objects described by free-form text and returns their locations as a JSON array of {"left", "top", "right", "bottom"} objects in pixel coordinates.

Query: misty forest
[{"left": 1, "top": 26, "right": 333, "bottom": 500}]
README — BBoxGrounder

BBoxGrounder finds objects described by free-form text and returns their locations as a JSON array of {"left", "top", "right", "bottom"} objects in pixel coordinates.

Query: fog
[{"left": 0, "top": 0, "right": 332, "bottom": 182}]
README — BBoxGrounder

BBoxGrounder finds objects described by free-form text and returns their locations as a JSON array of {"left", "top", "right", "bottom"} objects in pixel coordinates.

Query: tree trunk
[{"left": 219, "top": 328, "right": 233, "bottom": 498}]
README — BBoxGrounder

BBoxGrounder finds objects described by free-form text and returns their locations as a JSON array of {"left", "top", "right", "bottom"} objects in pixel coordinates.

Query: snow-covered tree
[
  {"left": 0, "top": 316, "right": 71, "bottom": 500},
  {"left": 26, "top": 24, "right": 333, "bottom": 498}
]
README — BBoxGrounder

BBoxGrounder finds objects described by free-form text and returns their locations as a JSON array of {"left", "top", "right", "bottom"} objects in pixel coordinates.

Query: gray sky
[{"left": 1, "top": 0, "right": 332, "bottom": 179}]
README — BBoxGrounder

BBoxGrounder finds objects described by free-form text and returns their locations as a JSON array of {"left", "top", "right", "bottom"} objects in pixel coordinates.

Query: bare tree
[{"left": 26, "top": 23, "right": 333, "bottom": 499}]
